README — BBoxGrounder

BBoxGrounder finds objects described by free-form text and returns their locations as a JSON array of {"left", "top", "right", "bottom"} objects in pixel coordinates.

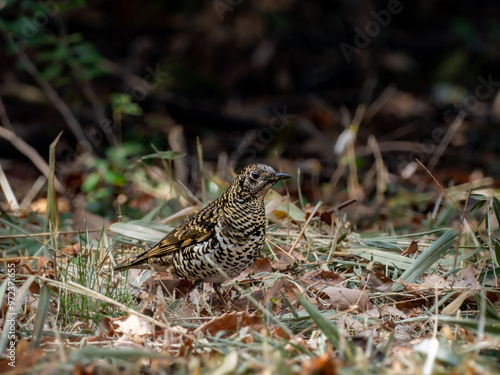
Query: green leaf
[
  {"left": 81, "top": 172, "right": 100, "bottom": 192},
  {"left": 103, "top": 170, "right": 127, "bottom": 186},
  {"left": 110, "top": 93, "right": 143, "bottom": 116},
  {"left": 469, "top": 199, "right": 486, "bottom": 214}
]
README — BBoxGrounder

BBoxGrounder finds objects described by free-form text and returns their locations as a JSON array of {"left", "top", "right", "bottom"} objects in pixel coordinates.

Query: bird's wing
[{"left": 116, "top": 203, "right": 224, "bottom": 268}]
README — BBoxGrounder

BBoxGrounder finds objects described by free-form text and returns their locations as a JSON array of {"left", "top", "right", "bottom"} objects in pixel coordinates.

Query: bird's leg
[
  {"left": 195, "top": 281, "right": 213, "bottom": 313},
  {"left": 213, "top": 283, "right": 227, "bottom": 306}
]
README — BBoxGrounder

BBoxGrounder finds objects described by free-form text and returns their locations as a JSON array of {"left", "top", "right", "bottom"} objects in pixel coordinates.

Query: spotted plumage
[{"left": 114, "top": 164, "right": 291, "bottom": 286}]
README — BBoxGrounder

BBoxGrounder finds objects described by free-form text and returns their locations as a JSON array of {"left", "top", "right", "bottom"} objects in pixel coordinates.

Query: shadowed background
[{"left": 0, "top": 0, "right": 499, "bottom": 223}]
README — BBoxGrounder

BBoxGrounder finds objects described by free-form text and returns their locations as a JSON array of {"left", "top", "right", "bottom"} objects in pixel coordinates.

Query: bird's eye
[{"left": 251, "top": 171, "right": 260, "bottom": 180}]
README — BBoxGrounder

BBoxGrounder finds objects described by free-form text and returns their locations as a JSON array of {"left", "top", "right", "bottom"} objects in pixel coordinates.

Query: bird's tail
[{"left": 113, "top": 246, "right": 154, "bottom": 272}]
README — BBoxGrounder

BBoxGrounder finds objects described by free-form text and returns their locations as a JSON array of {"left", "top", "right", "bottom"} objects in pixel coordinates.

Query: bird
[{"left": 114, "top": 163, "right": 291, "bottom": 296}]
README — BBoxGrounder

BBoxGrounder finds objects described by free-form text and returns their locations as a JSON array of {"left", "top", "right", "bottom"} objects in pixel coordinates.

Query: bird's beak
[{"left": 270, "top": 172, "right": 292, "bottom": 181}]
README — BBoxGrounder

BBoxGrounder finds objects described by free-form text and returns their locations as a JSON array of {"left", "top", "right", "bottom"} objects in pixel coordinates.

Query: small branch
[
  {"left": 0, "top": 126, "right": 66, "bottom": 194},
  {"left": 12, "top": 44, "right": 91, "bottom": 151}
]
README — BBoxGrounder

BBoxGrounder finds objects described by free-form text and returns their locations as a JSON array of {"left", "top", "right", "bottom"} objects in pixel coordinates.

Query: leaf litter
[{"left": 1, "top": 179, "right": 500, "bottom": 374}]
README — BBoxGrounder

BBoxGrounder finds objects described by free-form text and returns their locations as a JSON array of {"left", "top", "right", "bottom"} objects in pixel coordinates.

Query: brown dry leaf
[
  {"left": 37, "top": 256, "right": 55, "bottom": 278},
  {"left": 272, "top": 246, "right": 305, "bottom": 271},
  {"left": 421, "top": 274, "right": 451, "bottom": 289},
  {"left": 61, "top": 244, "right": 80, "bottom": 257},
  {"left": 300, "top": 349, "right": 338, "bottom": 375},
  {"left": 382, "top": 305, "right": 408, "bottom": 319},
  {"left": 234, "top": 256, "right": 272, "bottom": 281},
  {"left": 0, "top": 340, "right": 43, "bottom": 373},
  {"left": 112, "top": 314, "right": 152, "bottom": 343},
  {"left": 321, "top": 287, "right": 370, "bottom": 312},
  {"left": 452, "top": 265, "right": 480, "bottom": 289},
  {"left": 95, "top": 317, "right": 117, "bottom": 338},
  {"left": 393, "top": 325, "right": 413, "bottom": 342},
  {"left": 366, "top": 270, "right": 393, "bottom": 292},
  {"left": 300, "top": 269, "right": 345, "bottom": 290},
  {"left": 143, "top": 275, "right": 194, "bottom": 298},
  {"left": 194, "top": 311, "right": 262, "bottom": 336},
  {"left": 401, "top": 240, "right": 419, "bottom": 257}
]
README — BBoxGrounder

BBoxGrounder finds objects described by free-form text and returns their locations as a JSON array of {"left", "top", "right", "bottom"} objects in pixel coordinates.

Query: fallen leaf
[
  {"left": 272, "top": 246, "right": 305, "bottom": 271},
  {"left": 452, "top": 265, "right": 480, "bottom": 289},
  {"left": 421, "top": 274, "right": 450, "bottom": 289},
  {"left": 366, "top": 270, "right": 393, "bottom": 292},
  {"left": 194, "top": 311, "right": 262, "bottom": 336},
  {"left": 300, "top": 349, "right": 338, "bottom": 375},
  {"left": 112, "top": 314, "right": 152, "bottom": 343},
  {"left": 401, "top": 240, "right": 419, "bottom": 257},
  {"left": 321, "top": 287, "right": 370, "bottom": 312},
  {"left": 143, "top": 275, "right": 194, "bottom": 298},
  {"left": 382, "top": 305, "right": 408, "bottom": 319},
  {"left": 301, "top": 269, "right": 345, "bottom": 290},
  {"left": 61, "top": 244, "right": 80, "bottom": 257},
  {"left": 234, "top": 256, "right": 273, "bottom": 281}
]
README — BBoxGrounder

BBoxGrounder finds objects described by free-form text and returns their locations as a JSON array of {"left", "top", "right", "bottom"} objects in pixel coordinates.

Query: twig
[
  {"left": 0, "top": 126, "right": 66, "bottom": 194},
  {"left": 55, "top": 18, "right": 117, "bottom": 146},
  {"left": 4, "top": 32, "right": 91, "bottom": 151},
  {"left": 417, "top": 110, "right": 466, "bottom": 192},
  {"left": 288, "top": 200, "right": 322, "bottom": 254},
  {"left": 0, "top": 96, "right": 14, "bottom": 131}
]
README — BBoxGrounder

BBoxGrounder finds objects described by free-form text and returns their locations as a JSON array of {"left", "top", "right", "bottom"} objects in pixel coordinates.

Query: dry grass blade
[
  {"left": 288, "top": 200, "right": 322, "bottom": 254},
  {"left": 0, "top": 163, "right": 19, "bottom": 210}
]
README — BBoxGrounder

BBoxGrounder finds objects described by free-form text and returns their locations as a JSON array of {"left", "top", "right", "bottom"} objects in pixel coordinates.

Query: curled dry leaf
[
  {"left": 401, "top": 240, "right": 419, "bottom": 257},
  {"left": 194, "top": 311, "right": 262, "bottom": 336},
  {"left": 320, "top": 287, "right": 370, "bottom": 313},
  {"left": 301, "top": 269, "right": 345, "bottom": 291}
]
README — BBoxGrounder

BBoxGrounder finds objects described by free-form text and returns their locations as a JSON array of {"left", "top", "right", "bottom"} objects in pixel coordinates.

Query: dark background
[{"left": 1, "top": 0, "right": 500, "bottom": 216}]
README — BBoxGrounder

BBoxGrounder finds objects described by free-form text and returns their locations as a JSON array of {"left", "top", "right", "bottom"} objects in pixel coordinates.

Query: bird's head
[{"left": 231, "top": 163, "right": 291, "bottom": 200}]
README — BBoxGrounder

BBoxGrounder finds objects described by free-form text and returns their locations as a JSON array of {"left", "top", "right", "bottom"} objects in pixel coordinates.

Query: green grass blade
[
  {"left": 46, "top": 132, "right": 62, "bottom": 231},
  {"left": 439, "top": 316, "right": 500, "bottom": 337},
  {"left": 297, "top": 294, "right": 351, "bottom": 356},
  {"left": 31, "top": 284, "right": 51, "bottom": 349},
  {"left": 396, "top": 230, "right": 458, "bottom": 288}
]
